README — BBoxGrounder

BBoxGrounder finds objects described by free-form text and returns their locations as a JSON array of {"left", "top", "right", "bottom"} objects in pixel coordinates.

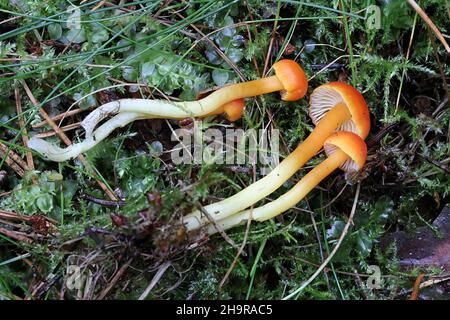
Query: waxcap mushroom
[
  {"left": 203, "top": 131, "right": 368, "bottom": 234},
  {"left": 309, "top": 82, "right": 370, "bottom": 138},
  {"left": 323, "top": 131, "right": 367, "bottom": 172},
  {"left": 183, "top": 82, "right": 371, "bottom": 232},
  {"left": 273, "top": 59, "right": 308, "bottom": 101},
  {"left": 223, "top": 99, "right": 245, "bottom": 121},
  {"left": 207, "top": 99, "right": 245, "bottom": 121}
]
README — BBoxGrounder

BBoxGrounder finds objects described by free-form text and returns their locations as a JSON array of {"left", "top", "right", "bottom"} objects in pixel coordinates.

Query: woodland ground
[{"left": 0, "top": 0, "right": 449, "bottom": 299}]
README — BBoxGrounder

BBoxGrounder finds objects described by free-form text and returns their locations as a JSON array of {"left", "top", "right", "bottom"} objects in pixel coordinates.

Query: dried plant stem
[
  {"left": 32, "top": 108, "right": 88, "bottom": 129},
  {"left": 406, "top": 0, "right": 450, "bottom": 52},
  {"left": 0, "top": 142, "right": 27, "bottom": 177},
  {"left": 15, "top": 86, "right": 35, "bottom": 171},
  {"left": 34, "top": 122, "right": 81, "bottom": 139}
]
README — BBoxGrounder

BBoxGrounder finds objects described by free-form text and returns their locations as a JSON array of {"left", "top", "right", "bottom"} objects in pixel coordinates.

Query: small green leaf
[
  {"left": 66, "top": 29, "right": 86, "bottom": 43},
  {"left": 92, "top": 29, "right": 109, "bottom": 43},
  {"left": 36, "top": 194, "right": 53, "bottom": 213},
  {"left": 141, "top": 62, "right": 155, "bottom": 78},
  {"left": 48, "top": 23, "right": 62, "bottom": 40},
  {"left": 212, "top": 69, "right": 229, "bottom": 86},
  {"left": 355, "top": 229, "right": 373, "bottom": 256}
]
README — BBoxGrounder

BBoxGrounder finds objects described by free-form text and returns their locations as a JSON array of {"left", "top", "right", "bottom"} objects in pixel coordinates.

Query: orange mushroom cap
[
  {"left": 323, "top": 131, "right": 367, "bottom": 172},
  {"left": 273, "top": 60, "right": 308, "bottom": 101},
  {"left": 223, "top": 99, "right": 245, "bottom": 121},
  {"left": 309, "top": 82, "right": 370, "bottom": 139}
]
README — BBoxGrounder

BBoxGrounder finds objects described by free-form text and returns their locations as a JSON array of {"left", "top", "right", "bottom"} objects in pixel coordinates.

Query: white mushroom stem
[
  {"left": 82, "top": 76, "right": 285, "bottom": 137},
  {"left": 28, "top": 112, "right": 145, "bottom": 162},
  {"left": 204, "top": 150, "right": 349, "bottom": 234}
]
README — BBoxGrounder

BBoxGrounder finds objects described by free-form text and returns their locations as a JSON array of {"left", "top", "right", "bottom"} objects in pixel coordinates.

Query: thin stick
[
  {"left": 283, "top": 183, "right": 361, "bottom": 299},
  {"left": 138, "top": 261, "right": 171, "bottom": 300},
  {"left": 15, "top": 86, "right": 35, "bottom": 171},
  {"left": 0, "top": 142, "right": 28, "bottom": 171},
  {"left": 97, "top": 258, "right": 133, "bottom": 299},
  {"left": 32, "top": 108, "right": 87, "bottom": 128},
  {"left": 0, "top": 143, "right": 26, "bottom": 177},
  {"left": 197, "top": 204, "right": 239, "bottom": 250},
  {"left": 22, "top": 81, "right": 118, "bottom": 201},
  {"left": 409, "top": 273, "right": 425, "bottom": 300},
  {"left": 34, "top": 122, "right": 81, "bottom": 138},
  {"left": 218, "top": 164, "right": 258, "bottom": 289},
  {"left": 406, "top": 0, "right": 450, "bottom": 52},
  {"left": 0, "top": 226, "right": 33, "bottom": 243},
  {"left": 218, "top": 208, "right": 253, "bottom": 289},
  {"left": 395, "top": 11, "right": 418, "bottom": 113}
]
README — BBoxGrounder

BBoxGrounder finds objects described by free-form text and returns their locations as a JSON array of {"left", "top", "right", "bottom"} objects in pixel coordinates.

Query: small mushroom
[
  {"left": 205, "top": 131, "right": 367, "bottom": 233},
  {"left": 205, "top": 98, "right": 246, "bottom": 121},
  {"left": 183, "top": 82, "right": 370, "bottom": 231}
]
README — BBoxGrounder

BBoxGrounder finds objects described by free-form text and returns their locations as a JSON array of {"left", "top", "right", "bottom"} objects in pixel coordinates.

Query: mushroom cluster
[
  {"left": 28, "top": 59, "right": 308, "bottom": 162},
  {"left": 183, "top": 82, "right": 370, "bottom": 232},
  {"left": 27, "top": 58, "right": 370, "bottom": 236},
  {"left": 206, "top": 131, "right": 367, "bottom": 234}
]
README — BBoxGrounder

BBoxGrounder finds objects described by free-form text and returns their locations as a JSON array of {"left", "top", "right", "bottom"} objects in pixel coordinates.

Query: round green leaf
[
  {"left": 36, "top": 194, "right": 53, "bottom": 213},
  {"left": 212, "top": 69, "right": 229, "bottom": 86},
  {"left": 48, "top": 23, "right": 62, "bottom": 40}
]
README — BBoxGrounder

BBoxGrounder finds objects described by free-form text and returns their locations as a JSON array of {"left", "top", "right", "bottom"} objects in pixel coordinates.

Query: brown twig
[
  {"left": 406, "top": 0, "right": 450, "bottom": 52},
  {"left": 15, "top": 86, "right": 35, "bottom": 171},
  {"left": 219, "top": 162, "right": 258, "bottom": 289},
  {"left": 97, "top": 257, "right": 133, "bottom": 299},
  {"left": 409, "top": 273, "right": 425, "bottom": 300},
  {"left": 196, "top": 204, "right": 239, "bottom": 250},
  {"left": 32, "top": 108, "right": 88, "bottom": 128},
  {"left": 34, "top": 122, "right": 81, "bottom": 139},
  {"left": 21, "top": 81, "right": 117, "bottom": 201},
  {"left": 174, "top": 12, "right": 246, "bottom": 81},
  {"left": 283, "top": 183, "right": 362, "bottom": 299},
  {"left": 0, "top": 142, "right": 28, "bottom": 170},
  {"left": 80, "top": 193, "right": 126, "bottom": 207},
  {"left": 0, "top": 209, "right": 58, "bottom": 225},
  {"left": 428, "top": 28, "right": 450, "bottom": 103},
  {"left": 0, "top": 142, "right": 27, "bottom": 177},
  {"left": 0, "top": 226, "right": 33, "bottom": 243},
  {"left": 218, "top": 207, "right": 253, "bottom": 289},
  {"left": 0, "top": 209, "right": 31, "bottom": 222},
  {"left": 138, "top": 261, "right": 172, "bottom": 300}
]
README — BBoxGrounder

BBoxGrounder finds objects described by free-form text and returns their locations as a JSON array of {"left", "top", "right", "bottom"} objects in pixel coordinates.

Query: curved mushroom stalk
[
  {"left": 29, "top": 60, "right": 308, "bottom": 162},
  {"left": 203, "top": 131, "right": 367, "bottom": 234},
  {"left": 30, "top": 99, "right": 246, "bottom": 162},
  {"left": 28, "top": 112, "right": 146, "bottom": 162},
  {"left": 183, "top": 82, "right": 370, "bottom": 231},
  {"left": 82, "top": 59, "right": 307, "bottom": 136}
]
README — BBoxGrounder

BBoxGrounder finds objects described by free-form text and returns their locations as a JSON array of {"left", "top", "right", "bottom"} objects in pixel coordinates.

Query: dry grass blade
[
  {"left": 409, "top": 273, "right": 425, "bottom": 300},
  {"left": 34, "top": 122, "right": 81, "bottom": 139},
  {"left": 0, "top": 226, "right": 33, "bottom": 243},
  {"left": 97, "top": 258, "right": 134, "bottom": 299},
  {"left": 406, "top": 0, "right": 450, "bottom": 52},
  {"left": 0, "top": 142, "right": 27, "bottom": 177},
  {"left": 138, "top": 261, "right": 172, "bottom": 300},
  {"left": 15, "top": 86, "right": 34, "bottom": 171},
  {"left": 32, "top": 108, "right": 88, "bottom": 129}
]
